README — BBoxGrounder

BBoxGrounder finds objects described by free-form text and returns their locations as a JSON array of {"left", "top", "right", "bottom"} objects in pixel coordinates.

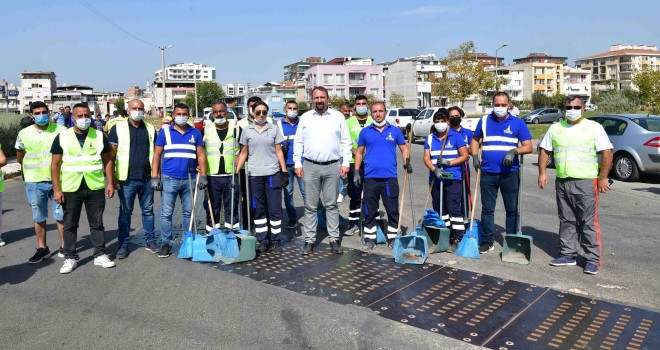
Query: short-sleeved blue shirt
[
  {"left": 357, "top": 122, "right": 406, "bottom": 178},
  {"left": 155, "top": 124, "right": 204, "bottom": 179},
  {"left": 455, "top": 126, "right": 474, "bottom": 149},
  {"left": 424, "top": 129, "right": 467, "bottom": 183},
  {"left": 277, "top": 118, "right": 299, "bottom": 165},
  {"left": 473, "top": 113, "right": 532, "bottom": 173}
]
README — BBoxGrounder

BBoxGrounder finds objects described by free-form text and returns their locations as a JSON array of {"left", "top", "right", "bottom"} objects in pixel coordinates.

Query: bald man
[{"left": 108, "top": 99, "right": 157, "bottom": 258}]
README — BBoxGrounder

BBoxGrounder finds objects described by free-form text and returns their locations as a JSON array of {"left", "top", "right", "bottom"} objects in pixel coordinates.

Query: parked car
[
  {"left": 585, "top": 103, "right": 597, "bottom": 111},
  {"left": 522, "top": 108, "right": 564, "bottom": 124},
  {"left": 411, "top": 107, "right": 441, "bottom": 140},
  {"left": 385, "top": 108, "right": 420, "bottom": 136}
]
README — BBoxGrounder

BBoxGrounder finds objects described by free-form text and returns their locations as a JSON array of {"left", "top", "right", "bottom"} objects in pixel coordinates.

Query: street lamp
[
  {"left": 159, "top": 45, "right": 173, "bottom": 118},
  {"left": 495, "top": 43, "right": 508, "bottom": 91}
]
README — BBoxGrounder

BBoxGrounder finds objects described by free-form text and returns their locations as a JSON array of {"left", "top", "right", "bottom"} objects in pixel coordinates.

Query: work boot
[
  {"left": 362, "top": 238, "right": 375, "bottom": 252},
  {"left": 271, "top": 242, "right": 283, "bottom": 255},
  {"left": 302, "top": 242, "right": 313, "bottom": 255},
  {"left": 447, "top": 239, "right": 459, "bottom": 253},
  {"left": 329, "top": 241, "right": 343, "bottom": 254},
  {"left": 257, "top": 241, "right": 270, "bottom": 256}
]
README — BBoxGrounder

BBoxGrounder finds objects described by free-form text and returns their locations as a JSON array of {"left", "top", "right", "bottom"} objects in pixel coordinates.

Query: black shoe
[
  {"left": 447, "top": 239, "right": 459, "bottom": 253},
  {"left": 28, "top": 247, "right": 50, "bottom": 264},
  {"left": 285, "top": 221, "right": 298, "bottom": 230},
  {"left": 302, "top": 242, "right": 313, "bottom": 255},
  {"left": 478, "top": 243, "right": 494, "bottom": 254},
  {"left": 330, "top": 241, "right": 344, "bottom": 254},
  {"left": 386, "top": 238, "right": 396, "bottom": 249},
  {"left": 362, "top": 238, "right": 375, "bottom": 252},
  {"left": 145, "top": 241, "right": 160, "bottom": 253},
  {"left": 116, "top": 246, "right": 129, "bottom": 259},
  {"left": 257, "top": 241, "right": 270, "bottom": 255},
  {"left": 271, "top": 242, "right": 283, "bottom": 255},
  {"left": 158, "top": 244, "right": 172, "bottom": 258}
]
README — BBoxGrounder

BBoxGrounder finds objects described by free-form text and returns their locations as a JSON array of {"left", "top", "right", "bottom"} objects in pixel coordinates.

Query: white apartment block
[
  {"left": 18, "top": 71, "right": 56, "bottom": 112},
  {"left": 563, "top": 67, "right": 592, "bottom": 103},
  {"left": 0, "top": 82, "right": 20, "bottom": 113},
  {"left": 224, "top": 83, "right": 246, "bottom": 96},
  {"left": 576, "top": 44, "right": 660, "bottom": 91},
  {"left": 382, "top": 54, "right": 444, "bottom": 108},
  {"left": 155, "top": 62, "right": 216, "bottom": 83}
]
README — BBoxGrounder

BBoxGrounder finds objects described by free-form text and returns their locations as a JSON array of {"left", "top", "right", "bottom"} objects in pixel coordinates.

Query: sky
[{"left": 1, "top": 0, "right": 658, "bottom": 92}]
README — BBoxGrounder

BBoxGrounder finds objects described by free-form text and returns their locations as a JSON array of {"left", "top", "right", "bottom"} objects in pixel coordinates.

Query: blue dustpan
[
  {"left": 393, "top": 224, "right": 429, "bottom": 264},
  {"left": 192, "top": 234, "right": 215, "bottom": 262}
]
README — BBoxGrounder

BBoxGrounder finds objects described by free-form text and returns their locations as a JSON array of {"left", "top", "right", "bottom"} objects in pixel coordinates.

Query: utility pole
[
  {"left": 159, "top": 45, "right": 172, "bottom": 118},
  {"left": 194, "top": 73, "right": 198, "bottom": 119},
  {"left": 495, "top": 43, "right": 508, "bottom": 91}
]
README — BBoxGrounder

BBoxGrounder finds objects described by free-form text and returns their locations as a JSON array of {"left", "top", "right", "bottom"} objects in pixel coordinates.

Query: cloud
[{"left": 401, "top": 3, "right": 470, "bottom": 17}]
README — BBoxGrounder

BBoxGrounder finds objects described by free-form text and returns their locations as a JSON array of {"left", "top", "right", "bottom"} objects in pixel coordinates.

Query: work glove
[
  {"left": 282, "top": 146, "right": 289, "bottom": 159},
  {"left": 438, "top": 158, "right": 451, "bottom": 167},
  {"left": 281, "top": 172, "right": 289, "bottom": 188},
  {"left": 433, "top": 168, "right": 444, "bottom": 179},
  {"left": 198, "top": 176, "right": 208, "bottom": 190},
  {"left": 403, "top": 158, "right": 413, "bottom": 174},
  {"left": 473, "top": 158, "right": 481, "bottom": 172},
  {"left": 150, "top": 176, "right": 162, "bottom": 191},
  {"left": 502, "top": 149, "right": 518, "bottom": 167},
  {"left": 353, "top": 171, "right": 362, "bottom": 187}
]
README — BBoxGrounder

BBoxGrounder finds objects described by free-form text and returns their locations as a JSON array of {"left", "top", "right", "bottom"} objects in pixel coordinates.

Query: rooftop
[{"left": 577, "top": 48, "right": 660, "bottom": 60}]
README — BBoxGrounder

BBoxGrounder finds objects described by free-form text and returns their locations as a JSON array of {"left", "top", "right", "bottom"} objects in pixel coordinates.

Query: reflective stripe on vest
[
  {"left": 204, "top": 122, "right": 238, "bottom": 174},
  {"left": 19, "top": 123, "right": 65, "bottom": 182},
  {"left": 426, "top": 134, "right": 459, "bottom": 166},
  {"left": 114, "top": 121, "right": 155, "bottom": 181},
  {"left": 551, "top": 119, "right": 599, "bottom": 179},
  {"left": 60, "top": 128, "right": 105, "bottom": 192},
  {"left": 162, "top": 126, "right": 196, "bottom": 159},
  {"left": 481, "top": 115, "right": 518, "bottom": 152}
]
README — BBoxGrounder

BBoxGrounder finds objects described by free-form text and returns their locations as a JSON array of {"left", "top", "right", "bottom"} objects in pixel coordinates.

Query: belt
[{"left": 304, "top": 158, "right": 339, "bottom": 166}]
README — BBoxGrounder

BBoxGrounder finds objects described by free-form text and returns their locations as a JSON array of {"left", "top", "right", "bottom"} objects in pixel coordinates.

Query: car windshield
[
  {"left": 632, "top": 117, "right": 660, "bottom": 131},
  {"left": 414, "top": 110, "right": 427, "bottom": 119}
]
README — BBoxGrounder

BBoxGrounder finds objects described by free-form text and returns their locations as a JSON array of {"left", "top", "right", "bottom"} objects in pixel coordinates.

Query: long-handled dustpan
[
  {"left": 501, "top": 155, "right": 532, "bottom": 264},
  {"left": 420, "top": 133, "right": 451, "bottom": 253}
]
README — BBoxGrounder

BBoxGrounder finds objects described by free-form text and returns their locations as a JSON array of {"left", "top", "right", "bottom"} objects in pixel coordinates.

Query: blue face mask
[
  {"left": 254, "top": 118, "right": 268, "bottom": 125},
  {"left": 34, "top": 114, "right": 50, "bottom": 126}
]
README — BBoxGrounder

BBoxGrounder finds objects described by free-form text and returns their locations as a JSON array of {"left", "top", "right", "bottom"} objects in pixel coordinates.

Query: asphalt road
[{"left": 0, "top": 141, "right": 658, "bottom": 349}]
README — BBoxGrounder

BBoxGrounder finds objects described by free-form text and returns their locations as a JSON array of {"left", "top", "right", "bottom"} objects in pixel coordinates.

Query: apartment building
[
  {"left": 575, "top": 44, "right": 660, "bottom": 91},
  {"left": 381, "top": 54, "right": 444, "bottom": 108},
  {"left": 304, "top": 63, "right": 383, "bottom": 102},
  {"left": 153, "top": 62, "right": 216, "bottom": 112},
  {"left": 0, "top": 82, "right": 20, "bottom": 113},
  {"left": 563, "top": 67, "right": 592, "bottom": 103},
  {"left": 224, "top": 83, "right": 246, "bottom": 96},
  {"left": 498, "top": 53, "right": 567, "bottom": 100},
  {"left": 18, "top": 71, "right": 57, "bottom": 113},
  {"left": 283, "top": 57, "right": 323, "bottom": 82},
  {"left": 475, "top": 53, "right": 504, "bottom": 69}
]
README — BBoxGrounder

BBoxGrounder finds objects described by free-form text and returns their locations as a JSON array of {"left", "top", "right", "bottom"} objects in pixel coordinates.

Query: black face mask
[{"left": 449, "top": 117, "right": 461, "bottom": 127}]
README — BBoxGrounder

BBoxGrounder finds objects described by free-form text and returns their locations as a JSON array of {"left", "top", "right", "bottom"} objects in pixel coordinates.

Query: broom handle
[
  {"left": 397, "top": 128, "right": 415, "bottom": 231},
  {"left": 423, "top": 133, "right": 448, "bottom": 210},
  {"left": 189, "top": 173, "right": 201, "bottom": 232},
  {"left": 206, "top": 187, "right": 216, "bottom": 229},
  {"left": 469, "top": 143, "right": 483, "bottom": 231}
]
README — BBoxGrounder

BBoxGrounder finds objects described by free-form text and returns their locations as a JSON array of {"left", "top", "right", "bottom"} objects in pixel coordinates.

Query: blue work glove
[
  {"left": 502, "top": 149, "right": 518, "bottom": 167},
  {"left": 150, "top": 176, "right": 162, "bottom": 191},
  {"left": 198, "top": 176, "right": 208, "bottom": 190}
]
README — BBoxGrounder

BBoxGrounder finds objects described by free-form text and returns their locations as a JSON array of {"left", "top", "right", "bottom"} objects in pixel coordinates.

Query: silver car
[
  {"left": 588, "top": 114, "right": 660, "bottom": 181},
  {"left": 523, "top": 108, "right": 564, "bottom": 124}
]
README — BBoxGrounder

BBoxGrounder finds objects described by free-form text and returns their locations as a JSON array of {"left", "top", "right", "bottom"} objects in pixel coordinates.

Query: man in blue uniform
[
  {"left": 470, "top": 92, "right": 532, "bottom": 253},
  {"left": 277, "top": 100, "right": 305, "bottom": 229},
  {"left": 354, "top": 102, "right": 411, "bottom": 251}
]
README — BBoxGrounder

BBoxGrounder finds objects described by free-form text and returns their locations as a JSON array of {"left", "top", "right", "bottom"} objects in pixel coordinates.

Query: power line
[{"left": 78, "top": 0, "right": 158, "bottom": 48}]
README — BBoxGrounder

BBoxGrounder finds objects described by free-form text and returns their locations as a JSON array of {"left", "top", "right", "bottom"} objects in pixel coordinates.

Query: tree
[
  {"left": 531, "top": 91, "right": 550, "bottom": 109},
  {"left": 594, "top": 90, "right": 637, "bottom": 114},
  {"left": 364, "top": 92, "right": 384, "bottom": 108},
  {"left": 632, "top": 68, "right": 660, "bottom": 113},
  {"left": 431, "top": 41, "right": 496, "bottom": 107},
  {"left": 328, "top": 95, "right": 348, "bottom": 110},
  {"left": 184, "top": 81, "right": 226, "bottom": 116},
  {"left": 114, "top": 98, "right": 126, "bottom": 113},
  {"left": 388, "top": 91, "right": 405, "bottom": 108},
  {"left": 297, "top": 101, "right": 310, "bottom": 114}
]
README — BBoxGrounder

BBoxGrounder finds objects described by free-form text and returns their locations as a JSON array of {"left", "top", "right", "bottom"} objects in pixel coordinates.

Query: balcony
[{"left": 349, "top": 79, "right": 366, "bottom": 85}]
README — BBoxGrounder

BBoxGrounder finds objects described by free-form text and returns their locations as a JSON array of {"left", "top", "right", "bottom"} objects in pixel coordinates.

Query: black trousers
[
  {"left": 431, "top": 179, "right": 466, "bottom": 240},
  {"left": 62, "top": 188, "right": 107, "bottom": 259},
  {"left": 204, "top": 175, "right": 239, "bottom": 230},
  {"left": 346, "top": 166, "right": 364, "bottom": 227},
  {"left": 362, "top": 178, "right": 399, "bottom": 240},
  {"left": 250, "top": 173, "right": 283, "bottom": 243},
  {"left": 238, "top": 168, "right": 252, "bottom": 230}
]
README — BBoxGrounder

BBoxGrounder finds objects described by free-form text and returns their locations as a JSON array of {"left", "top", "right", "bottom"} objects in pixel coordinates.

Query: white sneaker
[
  {"left": 0, "top": 239, "right": 6, "bottom": 247},
  {"left": 60, "top": 259, "right": 77, "bottom": 274},
  {"left": 337, "top": 194, "right": 344, "bottom": 203},
  {"left": 93, "top": 254, "right": 116, "bottom": 268},
  {"left": 57, "top": 247, "right": 65, "bottom": 258}
]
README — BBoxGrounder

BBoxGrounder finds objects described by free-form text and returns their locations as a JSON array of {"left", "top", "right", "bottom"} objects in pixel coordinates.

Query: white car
[
  {"left": 411, "top": 107, "right": 479, "bottom": 140},
  {"left": 385, "top": 108, "right": 420, "bottom": 136}
]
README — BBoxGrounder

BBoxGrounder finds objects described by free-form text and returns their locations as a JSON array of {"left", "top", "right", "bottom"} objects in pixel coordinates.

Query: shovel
[{"left": 501, "top": 155, "right": 533, "bottom": 264}]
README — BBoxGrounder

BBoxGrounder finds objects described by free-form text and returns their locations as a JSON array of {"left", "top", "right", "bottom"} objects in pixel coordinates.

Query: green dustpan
[{"left": 502, "top": 155, "right": 532, "bottom": 264}]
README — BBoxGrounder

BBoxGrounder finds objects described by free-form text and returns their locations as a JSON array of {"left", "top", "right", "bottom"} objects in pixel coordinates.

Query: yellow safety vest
[
  {"left": 60, "top": 128, "right": 106, "bottom": 192},
  {"left": 114, "top": 121, "right": 155, "bottom": 181},
  {"left": 204, "top": 122, "right": 238, "bottom": 174},
  {"left": 19, "top": 123, "right": 65, "bottom": 183},
  {"left": 105, "top": 116, "right": 127, "bottom": 133},
  {"left": 346, "top": 115, "right": 373, "bottom": 163},
  {"left": 551, "top": 119, "right": 600, "bottom": 179}
]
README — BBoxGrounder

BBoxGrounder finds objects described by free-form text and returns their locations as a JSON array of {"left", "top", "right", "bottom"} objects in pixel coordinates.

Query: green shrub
[
  {"left": 595, "top": 90, "right": 638, "bottom": 114},
  {"left": 0, "top": 113, "right": 23, "bottom": 158}
]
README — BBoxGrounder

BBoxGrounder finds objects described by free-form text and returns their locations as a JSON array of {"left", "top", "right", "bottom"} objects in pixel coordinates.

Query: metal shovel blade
[{"left": 501, "top": 232, "right": 533, "bottom": 265}]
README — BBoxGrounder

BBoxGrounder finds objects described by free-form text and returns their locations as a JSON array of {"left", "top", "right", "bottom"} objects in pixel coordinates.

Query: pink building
[{"left": 304, "top": 64, "right": 384, "bottom": 101}]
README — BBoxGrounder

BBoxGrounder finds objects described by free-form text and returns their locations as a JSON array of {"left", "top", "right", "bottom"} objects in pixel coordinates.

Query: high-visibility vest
[
  {"left": 18, "top": 123, "right": 65, "bottom": 182},
  {"left": 346, "top": 115, "right": 373, "bottom": 163},
  {"left": 204, "top": 122, "right": 238, "bottom": 174},
  {"left": 105, "top": 116, "right": 127, "bottom": 133},
  {"left": 60, "top": 128, "right": 105, "bottom": 192},
  {"left": 162, "top": 125, "right": 197, "bottom": 160},
  {"left": 551, "top": 119, "right": 600, "bottom": 179},
  {"left": 114, "top": 121, "right": 155, "bottom": 181}
]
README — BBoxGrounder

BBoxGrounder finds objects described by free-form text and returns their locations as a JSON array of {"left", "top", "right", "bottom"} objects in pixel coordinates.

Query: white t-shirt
[{"left": 539, "top": 121, "right": 613, "bottom": 152}]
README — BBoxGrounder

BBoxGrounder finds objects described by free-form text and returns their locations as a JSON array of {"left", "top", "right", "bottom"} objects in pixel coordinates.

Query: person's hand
[
  {"left": 502, "top": 149, "right": 518, "bottom": 166},
  {"left": 473, "top": 158, "right": 481, "bottom": 172},
  {"left": 538, "top": 173, "right": 548, "bottom": 189},
  {"left": 351, "top": 147, "right": 357, "bottom": 155},
  {"left": 54, "top": 190, "right": 65, "bottom": 204},
  {"left": 295, "top": 167, "right": 304, "bottom": 178},
  {"left": 198, "top": 176, "right": 208, "bottom": 190},
  {"left": 106, "top": 184, "right": 115, "bottom": 199},
  {"left": 353, "top": 171, "right": 362, "bottom": 187},
  {"left": 281, "top": 172, "right": 289, "bottom": 188},
  {"left": 282, "top": 147, "right": 289, "bottom": 158},
  {"left": 433, "top": 168, "right": 444, "bottom": 179},
  {"left": 597, "top": 178, "right": 611, "bottom": 193},
  {"left": 403, "top": 158, "right": 413, "bottom": 174},
  {"left": 150, "top": 176, "right": 162, "bottom": 191},
  {"left": 340, "top": 166, "right": 349, "bottom": 177},
  {"left": 439, "top": 158, "right": 451, "bottom": 167}
]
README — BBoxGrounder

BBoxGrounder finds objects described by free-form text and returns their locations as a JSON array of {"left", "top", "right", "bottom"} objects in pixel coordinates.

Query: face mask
[
  {"left": 129, "top": 110, "right": 144, "bottom": 121},
  {"left": 434, "top": 122, "right": 448, "bottom": 133},
  {"left": 493, "top": 107, "right": 508, "bottom": 118},
  {"left": 373, "top": 120, "right": 387, "bottom": 127},
  {"left": 449, "top": 117, "right": 461, "bottom": 127},
  {"left": 76, "top": 118, "right": 91, "bottom": 130},
  {"left": 254, "top": 118, "right": 267, "bottom": 125},
  {"left": 34, "top": 114, "right": 50, "bottom": 126},
  {"left": 286, "top": 110, "right": 298, "bottom": 119},
  {"left": 565, "top": 109, "right": 582, "bottom": 121},
  {"left": 356, "top": 106, "right": 368, "bottom": 116},
  {"left": 174, "top": 116, "right": 188, "bottom": 126},
  {"left": 214, "top": 117, "right": 227, "bottom": 125}
]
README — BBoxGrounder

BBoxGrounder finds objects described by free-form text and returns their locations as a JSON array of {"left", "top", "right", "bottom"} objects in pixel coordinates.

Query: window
[
  {"left": 599, "top": 118, "right": 627, "bottom": 136},
  {"left": 514, "top": 80, "right": 521, "bottom": 86},
  {"left": 535, "top": 79, "right": 544, "bottom": 85},
  {"left": 335, "top": 88, "right": 345, "bottom": 97},
  {"left": 388, "top": 110, "right": 397, "bottom": 116},
  {"left": 370, "top": 74, "right": 379, "bottom": 81},
  {"left": 336, "top": 74, "right": 345, "bottom": 84},
  {"left": 370, "top": 88, "right": 379, "bottom": 96},
  {"left": 323, "top": 74, "right": 334, "bottom": 84},
  {"left": 271, "top": 96, "right": 281, "bottom": 103},
  {"left": 535, "top": 68, "right": 543, "bottom": 74}
]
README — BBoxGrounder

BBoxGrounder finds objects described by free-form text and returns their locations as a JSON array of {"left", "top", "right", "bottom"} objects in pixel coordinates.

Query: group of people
[{"left": 0, "top": 87, "right": 612, "bottom": 275}]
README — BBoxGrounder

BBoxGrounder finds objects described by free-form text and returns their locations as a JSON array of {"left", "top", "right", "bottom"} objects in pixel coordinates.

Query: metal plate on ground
[
  {"left": 214, "top": 241, "right": 360, "bottom": 284},
  {"left": 280, "top": 252, "right": 443, "bottom": 306},
  {"left": 485, "top": 291, "right": 660, "bottom": 350},
  {"left": 368, "top": 268, "right": 547, "bottom": 346}
]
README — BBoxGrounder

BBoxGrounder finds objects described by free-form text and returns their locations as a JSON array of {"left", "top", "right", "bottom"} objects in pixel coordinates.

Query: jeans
[
  {"left": 303, "top": 161, "right": 340, "bottom": 243},
  {"left": 117, "top": 179, "right": 155, "bottom": 247},
  {"left": 283, "top": 164, "right": 305, "bottom": 222},
  {"left": 480, "top": 170, "right": 520, "bottom": 244},
  {"left": 160, "top": 176, "right": 193, "bottom": 246},
  {"left": 25, "top": 181, "right": 63, "bottom": 222},
  {"left": 62, "top": 188, "right": 107, "bottom": 259}
]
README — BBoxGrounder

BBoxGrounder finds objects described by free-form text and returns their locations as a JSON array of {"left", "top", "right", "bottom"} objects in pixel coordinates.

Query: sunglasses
[
  {"left": 565, "top": 106, "right": 582, "bottom": 110},
  {"left": 254, "top": 110, "right": 268, "bottom": 116}
]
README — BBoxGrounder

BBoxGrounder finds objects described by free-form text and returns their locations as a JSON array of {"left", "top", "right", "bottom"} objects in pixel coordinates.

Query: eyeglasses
[
  {"left": 565, "top": 106, "right": 582, "bottom": 110},
  {"left": 254, "top": 110, "right": 268, "bottom": 116}
]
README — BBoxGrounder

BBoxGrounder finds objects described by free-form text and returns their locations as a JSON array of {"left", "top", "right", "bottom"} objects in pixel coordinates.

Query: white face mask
[
  {"left": 76, "top": 118, "right": 91, "bottom": 130},
  {"left": 129, "top": 110, "right": 144, "bottom": 122},
  {"left": 356, "top": 106, "right": 368, "bottom": 116},
  {"left": 434, "top": 122, "right": 448, "bottom": 133},
  {"left": 493, "top": 107, "right": 508, "bottom": 118},
  {"left": 565, "top": 109, "right": 582, "bottom": 121},
  {"left": 286, "top": 110, "right": 298, "bottom": 119},
  {"left": 174, "top": 116, "right": 188, "bottom": 126},
  {"left": 373, "top": 119, "right": 387, "bottom": 127},
  {"left": 214, "top": 117, "right": 227, "bottom": 125}
]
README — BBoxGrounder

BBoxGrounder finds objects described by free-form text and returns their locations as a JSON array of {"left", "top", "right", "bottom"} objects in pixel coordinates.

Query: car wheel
[
  {"left": 613, "top": 153, "right": 640, "bottom": 182},
  {"left": 532, "top": 118, "right": 539, "bottom": 124}
]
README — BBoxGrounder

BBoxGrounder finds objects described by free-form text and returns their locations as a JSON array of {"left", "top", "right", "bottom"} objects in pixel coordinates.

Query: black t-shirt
[
  {"left": 108, "top": 121, "right": 154, "bottom": 180},
  {"left": 216, "top": 127, "right": 230, "bottom": 174},
  {"left": 51, "top": 131, "right": 110, "bottom": 191},
  {"left": 357, "top": 118, "right": 368, "bottom": 127}
]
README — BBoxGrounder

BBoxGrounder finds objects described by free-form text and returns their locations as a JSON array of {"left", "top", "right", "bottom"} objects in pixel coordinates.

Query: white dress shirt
[{"left": 293, "top": 108, "right": 352, "bottom": 168}]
